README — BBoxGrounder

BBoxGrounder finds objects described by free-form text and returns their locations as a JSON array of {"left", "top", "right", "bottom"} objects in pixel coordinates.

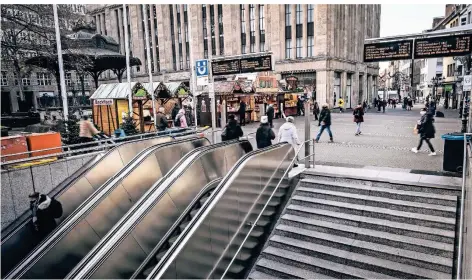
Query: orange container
[
  {"left": 26, "top": 132, "right": 62, "bottom": 158},
  {"left": 1, "top": 135, "right": 29, "bottom": 162}
]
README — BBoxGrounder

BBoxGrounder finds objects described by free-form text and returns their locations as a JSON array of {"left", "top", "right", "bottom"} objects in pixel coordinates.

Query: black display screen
[
  {"left": 414, "top": 35, "right": 472, "bottom": 59},
  {"left": 212, "top": 55, "right": 273, "bottom": 76},
  {"left": 364, "top": 40, "right": 413, "bottom": 62}
]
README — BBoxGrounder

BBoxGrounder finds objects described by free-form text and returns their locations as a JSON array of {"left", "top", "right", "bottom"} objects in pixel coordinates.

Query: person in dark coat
[
  {"left": 238, "top": 100, "right": 246, "bottom": 126},
  {"left": 266, "top": 103, "right": 275, "bottom": 128},
  {"left": 222, "top": 114, "right": 243, "bottom": 141},
  {"left": 313, "top": 101, "right": 320, "bottom": 121},
  {"left": 382, "top": 99, "right": 387, "bottom": 113},
  {"left": 315, "top": 103, "right": 333, "bottom": 143},
  {"left": 29, "top": 192, "right": 63, "bottom": 237},
  {"left": 353, "top": 103, "right": 364, "bottom": 136},
  {"left": 256, "top": 116, "right": 275, "bottom": 149},
  {"left": 362, "top": 100, "right": 368, "bottom": 112},
  {"left": 297, "top": 98, "right": 303, "bottom": 116},
  {"left": 155, "top": 107, "right": 168, "bottom": 131},
  {"left": 412, "top": 108, "right": 436, "bottom": 156},
  {"left": 171, "top": 103, "right": 180, "bottom": 123}
]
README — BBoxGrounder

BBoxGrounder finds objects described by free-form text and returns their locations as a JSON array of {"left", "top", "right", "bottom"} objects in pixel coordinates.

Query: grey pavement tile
[{"left": 419, "top": 175, "right": 462, "bottom": 187}]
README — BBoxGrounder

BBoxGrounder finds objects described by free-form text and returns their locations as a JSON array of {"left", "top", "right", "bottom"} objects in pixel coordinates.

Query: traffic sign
[
  {"left": 196, "top": 59, "right": 209, "bottom": 77},
  {"left": 464, "top": 75, "right": 472, "bottom": 91}
]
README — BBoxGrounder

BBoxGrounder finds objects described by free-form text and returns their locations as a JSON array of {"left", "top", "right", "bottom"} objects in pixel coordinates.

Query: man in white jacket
[{"left": 277, "top": 116, "right": 301, "bottom": 167}]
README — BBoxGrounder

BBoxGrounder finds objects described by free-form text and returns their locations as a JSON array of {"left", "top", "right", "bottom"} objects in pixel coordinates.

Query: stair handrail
[
  {"left": 219, "top": 138, "right": 313, "bottom": 279},
  {"left": 457, "top": 132, "right": 471, "bottom": 279}
]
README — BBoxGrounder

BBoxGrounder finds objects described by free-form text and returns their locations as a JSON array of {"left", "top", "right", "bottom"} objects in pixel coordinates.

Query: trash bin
[{"left": 441, "top": 133, "right": 471, "bottom": 172}]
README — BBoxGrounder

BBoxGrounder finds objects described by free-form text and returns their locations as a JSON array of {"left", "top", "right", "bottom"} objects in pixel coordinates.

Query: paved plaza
[{"left": 239, "top": 104, "right": 462, "bottom": 173}]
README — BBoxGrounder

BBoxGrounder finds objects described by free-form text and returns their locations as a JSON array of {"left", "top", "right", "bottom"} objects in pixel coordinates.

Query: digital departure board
[
  {"left": 364, "top": 40, "right": 413, "bottom": 62},
  {"left": 414, "top": 35, "right": 472, "bottom": 59},
  {"left": 240, "top": 55, "right": 272, "bottom": 73},
  {"left": 212, "top": 55, "right": 273, "bottom": 76}
]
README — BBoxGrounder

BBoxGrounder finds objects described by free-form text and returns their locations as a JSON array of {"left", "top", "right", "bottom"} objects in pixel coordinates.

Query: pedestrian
[
  {"left": 377, "top": 99, "right": 382, "bottom": 112},
  {"left": 392, "top": 99, "right": 396, "bottom": 109},
  {"left": 412, "top": 108, "right": 436, "bottom": 156},
  {"left": 353, "top": 103, "right": 364, "bottom": 136},
  {"left": 256, "top": 116, "right": 275, "bottom": 149},
  {"left": 221, "top": 114, "right": 243, "bottom": 141},
  {"left": 338, "top": 98, "right": 345, "bottom": 113},
  {"left": 277, "top": 116, "right": 301, "bottom": 167},
  {"left": 79, "top": 115, "right": 99, "bottom": 144},
  {"left": 315, "top": 103, "right": 333, "bottom": 143},
  {"left": 238, "top": 100, "right": 246, "bottom": 126},
  {"left": 29, "top": 192, "right": 62, "bottom": 237},
  {"left": 313, "top": 100, "right": 320, "bottom": 121},
  {"left": 297, "top": 98, "right": 303, "bottom": 116},
  {"left": 403, "top": 97, "right": 408, "bottom": 110},
  {"left": 174, "top": 108, "right": 188, "bottom": 128},
  {"left": 155, "top": 107, "right": 168, "bottom": 131},
  {"left": 362, "top": 100, "right": 368, "bottom": 112},
  {"left": 382, "top": 99, "right": 387, "bottom": 113},
  {"left": 266, "top": 103, "right": 275, "bottom": 128},
  {"left": 171, "top": 103, "right": 180, "bottom": 122},
  {"left": 408, "top": 98, "right": 413, "bottom": 111}
]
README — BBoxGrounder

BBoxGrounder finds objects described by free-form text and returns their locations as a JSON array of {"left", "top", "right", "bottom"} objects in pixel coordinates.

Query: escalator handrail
[
  {"left": 66, "top": 140, "right": 246, "bottom": 279},
  {"left": 148, "top": 143, "right": 290, "bottom": 279},
  {"left": 131, "top": 178, "right": 222, "bottom": 280},
  {"left": 5, "top": 136, "right": 202, "bottom": 279}
]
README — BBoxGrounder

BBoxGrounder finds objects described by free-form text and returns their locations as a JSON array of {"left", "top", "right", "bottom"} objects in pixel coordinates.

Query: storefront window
[{"left": 334, "top": 72, "right": 341, "bottom": 106}]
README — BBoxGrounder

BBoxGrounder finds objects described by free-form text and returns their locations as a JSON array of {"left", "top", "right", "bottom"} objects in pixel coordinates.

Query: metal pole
[
  {"left": 53, "top": 4, "right": 68, "bottom": 121},
  {"left": 304, "top": 100, "right": 310, "bottom": 167},
  {"left": 187, "top": 4, "right": 198, "bottom": 128},
  {"left": 142, "top": 5, "right": 156, "bottom": 128},
  {"left": 457, "top": 133, "right": 469, "bottom": 279},
  {"left": 123, "top": 4, "right": 133, "bottom": 116},
  {"left": 209, "top": 59, "right": 216, "bottom": 144}
]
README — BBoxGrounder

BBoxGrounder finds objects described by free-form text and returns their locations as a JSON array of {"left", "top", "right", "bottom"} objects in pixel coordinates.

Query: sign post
[
  {"left": 142, "top": 5, "right": 156, "bottom": 129},
  {"left": 53, "top": 4, "right": 68, "bottom": 121},
  {"left": 123, "top": 4, "right": 133, "bottom": 116}
]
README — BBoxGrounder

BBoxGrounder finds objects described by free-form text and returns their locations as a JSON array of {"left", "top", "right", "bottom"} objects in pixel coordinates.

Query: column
[
  {"left": 101, "top": 12, "right": 106, "bottom": 35},
  {"left": 223, "top": 4, "right": 235, "bottom": 56},
  {"left": 342, "top": 71, "right": 348, "bottom": 105},
  {"left": 360, "top": 74, "right": 367, "bottom": 104},
  {"left": 316, "top": 70, "right": 335, "bottom": 106},
  {"left": 244, "top": 4, "right": 250, "bottom": 53},
  {"left": 207, "top": 4, "right": 212, "bottom": 56},
  {"left": 10, "top": 91, "right": 19, "bottom": 112},
  {"left": 352, "top": 72, "right": 360, "bottom": 105},
  {"left": 213, "top": 5, "right": 220, "bottom": 56},
  {"left": 96, "top": 15, "right": 101, "bottom": 34},
  {"left": 157, "top": 5, "right": 172, "bottom": 71},
  {"left": 118, "top": 8, "right": 125, "bottom": 54},
  {"left": 173, "top": 5, "right": 180, "bottom": 70}
]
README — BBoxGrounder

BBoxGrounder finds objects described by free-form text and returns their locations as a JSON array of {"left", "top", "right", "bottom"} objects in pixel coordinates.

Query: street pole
[
  {"left": 208, "top": 58, "right": 216, "bottom": 143},
  {"left": 187, "top": 4, "right": 198, "bottom": 127},
  {"left": 123, "top": 4, "right": 133, "bottom": 116},
  {"left": 304, "top": 101, "right": 310, "bottom": 167},
  {"left": 142, "top": 5, "right": 156, "bottom": 128},
  {"left": 53, "top": 4, "right": 68, "bottom": 121}
]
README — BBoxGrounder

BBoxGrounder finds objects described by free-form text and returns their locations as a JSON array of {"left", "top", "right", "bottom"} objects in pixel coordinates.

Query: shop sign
[{"left": 94, "top": 99, "right": 114, "bottom": 106}]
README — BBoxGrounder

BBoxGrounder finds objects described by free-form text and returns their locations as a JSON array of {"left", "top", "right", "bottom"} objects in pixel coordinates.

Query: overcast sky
[{"left": 379, "top": 4, "right": 445, "bottom": 70}]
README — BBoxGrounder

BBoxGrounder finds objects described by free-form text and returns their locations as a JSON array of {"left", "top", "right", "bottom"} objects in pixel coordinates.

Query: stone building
[{"left": 88, "top": 4, "right": 380, "bottom": 108}]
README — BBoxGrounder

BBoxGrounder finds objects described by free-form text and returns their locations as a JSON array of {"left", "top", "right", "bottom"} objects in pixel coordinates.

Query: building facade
[{"left": 88, "top": 4, "right": 381, "bottom": 109}]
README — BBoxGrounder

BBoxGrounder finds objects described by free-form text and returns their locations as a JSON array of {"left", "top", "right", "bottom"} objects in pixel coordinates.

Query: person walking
[
  {"left": 377, "top": 99, "right": 382, "bottom": 112},
  {"left": 315, "top": 103, "right": 333, "bottom": 143},
  {"left": 382, "top": 99, "right": 387, "bottom": 113},
  {"left": 412, "top": 108, "right": 436, "bottom": 156},
  {"left": 362, "top": 100, "right": 368, "bottom": 112},
  {"left": 79, "top": 115, "right": 99, "bottom": 144},
  {"left": 313, "top": 100, "right": 320, "bottom": 121},
  {"left": 392, "top": 99, "right": 396, "bottom": 109},
  {"left": 174, "top": 108, "right": 188, "bottom": 128},
  {"left": 266, "top": 103, "right": 275, "bottom": 128},
  {"left": 238, "top": 100, "right": 246, "bottom": 126},
  {"left": 222, "top": 114, "right": 243, "bottom": 141},
  {"left": 277, "top": 116, "right": 301, "bottom": 167},
  {"left": 297, "top": 98, "right": 303, "bottom": 116},
  {"left": 256, "top": 116, "right": 276, "bottom": 149},
  {"left": 338, "top": 98, "right": 345, "bottom": 113},
  {"left": 353, "top": 103, "right": 364, "bottom": 136},
  {"left": 155, "top": 107, "right": 169, "bottom": 131}
]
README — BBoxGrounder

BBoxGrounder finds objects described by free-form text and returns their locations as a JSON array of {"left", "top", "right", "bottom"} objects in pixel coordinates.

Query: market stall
[
  {"left": 229, "top": 76, "right": 257, "bottom": 124},
  {"left": 254, "top": 75, "right": 282, "bottom": 120},
  {"left": 90, "top": 82, "right": 161, "bottom": 135},
  {"left": 155, "top": 82, "right": 193, "bottom": 127}
]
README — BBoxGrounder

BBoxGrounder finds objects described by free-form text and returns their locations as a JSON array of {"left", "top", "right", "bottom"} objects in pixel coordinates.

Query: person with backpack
[
  {"left": 412, "top": 108, "right": 436, "bottom": 156},
  {"left": 29, "top": 192, "right": 63, "bottom": 237},
  {"left": 155, "top": 107, "right": 168, "bottom": 131},
  {"left": 266, "top": 103, "right": 275, "bottom": 128},
  {"left": 221, "top": 114, "right": 243, "bottom": 141},
  {"left": 174, "top": 108, "right": 188, "bottom": 128},
  {"left": 353, "top": 103, "right": 364, "bottom": 136},
  {"left": 256, "top": 116, "right": 275, "bottom": 149}
]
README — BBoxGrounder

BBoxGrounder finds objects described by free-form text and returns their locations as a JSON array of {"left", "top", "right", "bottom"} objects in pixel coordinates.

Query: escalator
[
  {"left": 146, "top": 143, "right": 294, "bottom": 279},
  {"left": 5, "top": 136, "right": 208, "bottom": 279},
  {"left": 1, "top": 134, "right": 175, "bottom": 278},
  {"left": 65, "top": 140, "right": 253, "bottom": 279}
]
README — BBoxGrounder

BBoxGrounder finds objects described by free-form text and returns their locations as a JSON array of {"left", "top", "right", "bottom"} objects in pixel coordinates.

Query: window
[
  {"left": 285, "top": 39, "right": 292, "bottom": 59},
  {"left": 37, "top": 73, "right": 51, "bottom": 86},
  {"left": 170, "top": 4, "right": 176, "bottom": 70},
  {"left": 65, "top": 72, "right": 72, "bottom": 86},
  {"left": 22, "top": 74, "right": 31, "bottom": 86},
  {"left": 115, "top": 9, "right": 121, "bottom": 48},
  {"left": 218, "top": 4, "right": 224, "bottom": 55},
  {"left": 307, "top": 36, "right": 314, "bottom": 57},
  {"left": 154, "top": 5, "right": 160, "bottom": 72},
  {"left": 1, "top": 71, "right": 7, "bottom": 86},
  {"left": 295, "top": 4, "right": 302, "bottom": 58},
  {"left": 285, "top": 4, "right": 292, "bottom": 26},
  {"left": 203, "top": 5, "right": 208, "bottom": 58},
  {"left": 259, "top": 4, "right": 265, "bottom": 52},
  {"left": 103, "top": 13, "right": 107, "bottom": 35},
  {"left": 296, "top": 4, "right": 302, "bottom": 25},
  {"left": 308, "top": 4, "right": 314, "bottom": 22},
  {"left": 296, "top": 37, "right": 302, "bottom": 58},
  {"left": 468, "top": 11, "right": 471, "bottom": 24},
  {"left": 249, "top": 4, "right": 255, "bottom": 53},
  {"left": 177, "top": 5, "right": 183, "bottom": 69},
  {"left": 240, "top": 4, "right": 246, "bottom": 54},
  {"left": 210, "top": 5, "right": 216, "bottom": 56}
]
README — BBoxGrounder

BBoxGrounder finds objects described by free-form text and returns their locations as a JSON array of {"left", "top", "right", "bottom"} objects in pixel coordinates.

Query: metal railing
[
  {"left": 220, "top": 138, "right": 314, "bottom": 279},
  {"left": 0, "top": 127, "right": 203, "bottom": 167},
  {"left": 457, "top": 132, "right": 471, "bottom": 279}
]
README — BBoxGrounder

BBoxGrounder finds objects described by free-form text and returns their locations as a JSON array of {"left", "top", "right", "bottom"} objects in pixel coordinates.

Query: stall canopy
[
  {"left": 90, "top": 82, "right": 164, "bottom": 99},
  {"left": 156, "top": 82, "right": 191, "bottom": 99}
]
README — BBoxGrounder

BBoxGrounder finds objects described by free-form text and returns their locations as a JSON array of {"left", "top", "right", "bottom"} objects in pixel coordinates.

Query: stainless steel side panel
[
  {"left": 84, "top": 142, "right": 252, "bottom": 279},
  {"left": 159, "top": 144, "right": 293, "bottom": 279},
  {"left": 14, "top": 138, "right": 208, "bottom": 279},
  {"left": 1, "top": 136, "right": 173, "bottom": 278}
]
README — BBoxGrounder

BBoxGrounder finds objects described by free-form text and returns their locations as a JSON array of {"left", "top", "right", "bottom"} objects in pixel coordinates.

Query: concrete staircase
[{"left": 249, "top": 172, "right": 460, "bottom": 279}]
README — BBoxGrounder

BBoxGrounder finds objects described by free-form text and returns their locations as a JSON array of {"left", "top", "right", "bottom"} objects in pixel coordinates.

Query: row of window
[
  {"left": 1, "top": 71, "right": 91, "bottom": 87},
  {"left": 285, "top": 4, "right": 315, "bottom": 59},
  {"left": 240, "top": 4, "right": 265, "bottom": 54}
]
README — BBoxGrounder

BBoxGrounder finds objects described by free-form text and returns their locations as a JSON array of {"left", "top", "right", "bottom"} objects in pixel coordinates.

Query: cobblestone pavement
[{"left": 237, "top": 104, "right": 462, "bottom": 173}]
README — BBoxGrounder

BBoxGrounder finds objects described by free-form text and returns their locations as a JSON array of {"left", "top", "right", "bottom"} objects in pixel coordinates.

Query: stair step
[
  {"left": 291, "top": 195, "right": 456, "bottom": 230},
  {"left": 253, "top": 258, "right": 335, "bottom": 279},
  {"left": 286, "top": 204, "right": 455, "bottom": 243},
  {"left": 269, "top": 234, "right": 451, "bottom": 279},
  {"left": 276, "top": 221, "right": 453, "bottom": 269},
  {"left": 300, "top": 178, "right": 458, "bottom": 206},
  {"left": 297, "top": 187, "right": 456, "bottom": 217},
  {"left": 262, "top": 246, "right": 396, "bottom": 279}
]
